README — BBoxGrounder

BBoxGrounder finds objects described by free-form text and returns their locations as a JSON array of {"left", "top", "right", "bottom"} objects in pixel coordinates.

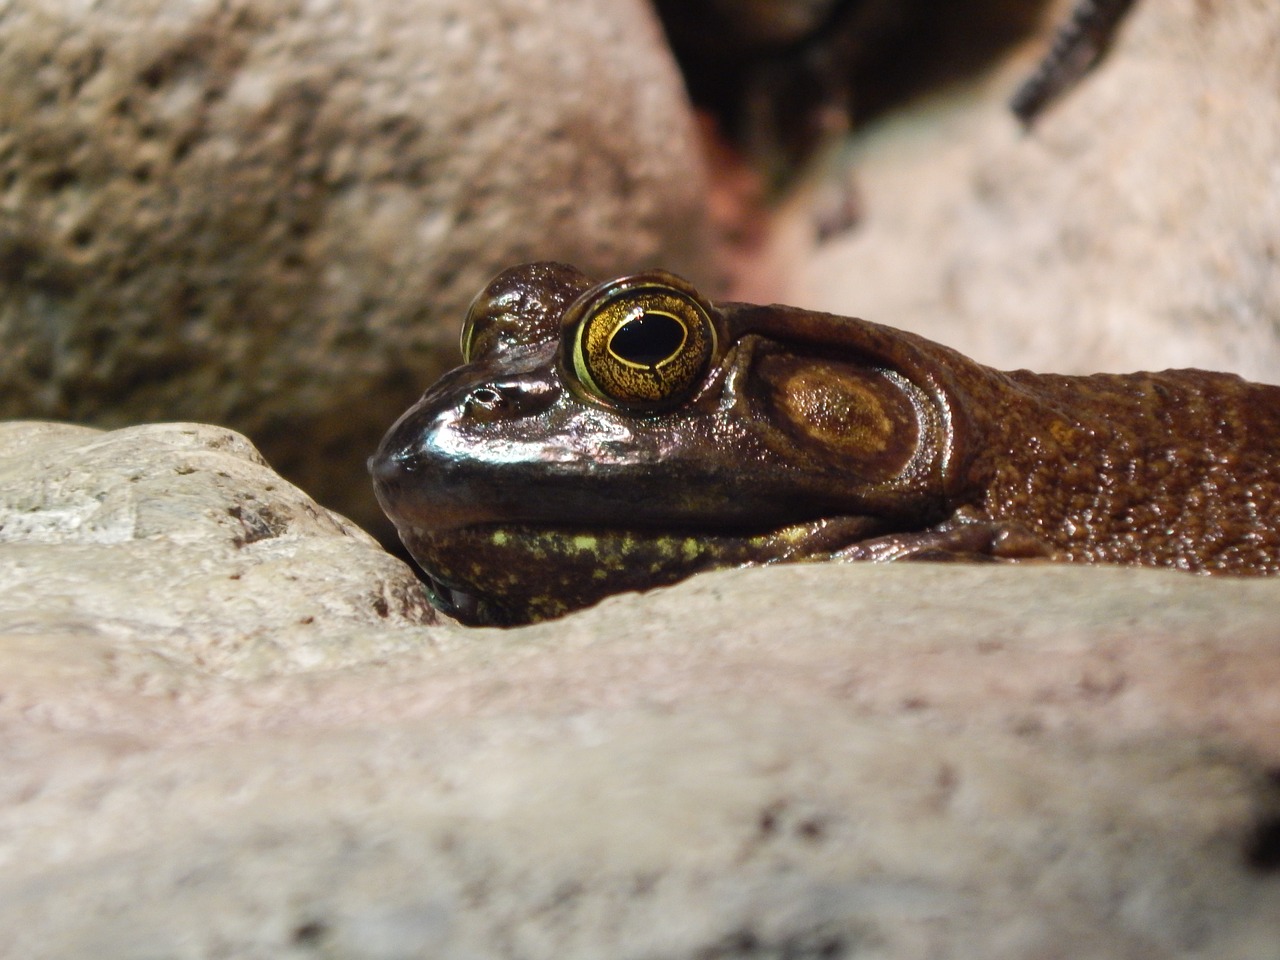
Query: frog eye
[{"left": 565, "top": 273, "right": 717, "bottom": 412}]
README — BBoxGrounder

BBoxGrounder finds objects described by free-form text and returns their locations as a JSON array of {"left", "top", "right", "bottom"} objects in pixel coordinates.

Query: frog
[{"left": 370, "top": 262, "right": 1280, "bottom": 626}]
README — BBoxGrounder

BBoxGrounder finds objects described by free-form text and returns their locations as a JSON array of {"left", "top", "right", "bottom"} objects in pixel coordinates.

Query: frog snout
[
  {"left": 367, "top": 445, "right": 409, "bottom": 486},
  {"left": 367, "top": 439, "right": 416, "bottom": 521}
]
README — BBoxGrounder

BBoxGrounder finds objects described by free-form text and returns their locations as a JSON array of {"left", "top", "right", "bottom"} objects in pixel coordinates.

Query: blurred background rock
[
  {"left": 1, "top": 0, "right": 1277, "bottom": 546},
  {"left": 0, "top": 0, "right": 712, "bottom": 541}
]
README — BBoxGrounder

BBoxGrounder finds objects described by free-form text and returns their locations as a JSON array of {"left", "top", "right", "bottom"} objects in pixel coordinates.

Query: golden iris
[{"left": 568, "top": 279, "right": 716, "bottom": 411}]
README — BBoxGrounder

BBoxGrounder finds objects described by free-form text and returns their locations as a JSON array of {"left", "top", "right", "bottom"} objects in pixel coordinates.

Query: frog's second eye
[
  {"left": 460, "top": 262, "right": 594, "bottom": 363},
  {"left": 566, "top": 275, "right": 716, "bottom": 412}
]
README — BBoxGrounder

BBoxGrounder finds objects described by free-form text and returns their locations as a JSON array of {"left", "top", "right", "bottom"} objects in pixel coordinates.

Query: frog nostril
[{"left": 464, "top": 386, "right": 510, "bottom": 420}]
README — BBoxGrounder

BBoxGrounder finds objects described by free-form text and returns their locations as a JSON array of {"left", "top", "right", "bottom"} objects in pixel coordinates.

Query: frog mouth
[{"left": 394, "top": 516, "right": 888, "bottom": 627}]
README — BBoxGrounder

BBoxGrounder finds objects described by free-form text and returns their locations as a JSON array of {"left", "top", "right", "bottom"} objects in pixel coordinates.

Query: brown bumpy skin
[
  {"left": 961, "top": 369, "right": 1280, "bottom": 572},
  {"left": 371, "top": 262, "right": 1280, "bottom": 626}
]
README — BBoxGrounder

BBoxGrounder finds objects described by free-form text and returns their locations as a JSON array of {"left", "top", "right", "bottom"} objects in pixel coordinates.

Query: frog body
[{"left": 371, "top": 263, "right": 1280, "bottom": 625}]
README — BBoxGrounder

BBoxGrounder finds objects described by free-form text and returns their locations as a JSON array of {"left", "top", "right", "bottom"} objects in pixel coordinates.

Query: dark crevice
[
  {"left": 291, "top": 919, "right": 328, "bottom": 945},
  {"left": 655, "top": 0, "right": 1057, "bottom": 175},
  {"left": 1245, "top": 814, "right": 1280, "bottom": 873},
  {"left": 696, "top": 927, "right": 849, "bottom": 959}
]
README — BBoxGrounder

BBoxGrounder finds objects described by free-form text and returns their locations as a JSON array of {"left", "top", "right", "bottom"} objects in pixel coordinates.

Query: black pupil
[{"left": 609, "top": 311, "right": 684, "bottom": 366}]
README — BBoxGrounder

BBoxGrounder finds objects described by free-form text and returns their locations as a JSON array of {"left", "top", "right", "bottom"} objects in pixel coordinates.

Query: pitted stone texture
[
  {"left": 0, "top": 0, "right": 712, "bottom": 535},
  {"left": 3, "top": 711, "right": 1277, "bottom": 960},
  {"left": 788, "top": 0, "right": 1280, "bottom": 383},
  {"left": 0, "top": 421, "right": 437, "bottom": 678},
  {"left": 1, "top": 421, "right": 1278, "bottom": 958}
]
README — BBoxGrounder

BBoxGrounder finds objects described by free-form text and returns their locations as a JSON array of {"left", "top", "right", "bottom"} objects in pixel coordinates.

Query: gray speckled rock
[
  {"left": 785, "top": 0, "right": 1280, "bottom": 383},
  {"left": 0, "top": 0, "right": 712, "bottom": 537},
  {"left": 0, "top": 421, "right": 437, "bottom": 677},
  {"left": 1, "top": 421, "right": 1279, "bottom": 959}
]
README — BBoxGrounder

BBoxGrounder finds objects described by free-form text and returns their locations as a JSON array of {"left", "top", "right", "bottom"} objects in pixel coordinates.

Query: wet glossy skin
[{"left": 371, "top": 262, "right": 1280, "bottom": 626}]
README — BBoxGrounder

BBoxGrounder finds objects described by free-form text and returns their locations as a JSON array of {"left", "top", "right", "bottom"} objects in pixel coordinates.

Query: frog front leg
[{"left": 833, "top": 507, "right": 1057, "bottom": 565}]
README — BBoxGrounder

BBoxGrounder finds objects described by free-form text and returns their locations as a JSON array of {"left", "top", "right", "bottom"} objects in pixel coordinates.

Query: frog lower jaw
[
  {"left": 418, "top": 573, "right": 489, "bottom": 626},
  {"left": 394, "top": 515, "right": 890, "bottom": 627}
]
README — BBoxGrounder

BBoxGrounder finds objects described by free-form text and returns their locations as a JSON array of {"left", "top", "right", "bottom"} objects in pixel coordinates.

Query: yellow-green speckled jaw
[{"left": 398, "top": 518, "right": 882, "bottom": 626}]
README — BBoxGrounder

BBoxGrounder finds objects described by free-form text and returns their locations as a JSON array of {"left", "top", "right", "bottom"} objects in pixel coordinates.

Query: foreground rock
[
  {"left": 787, "top": 0, "right": 1280, "bottom": 383},
  {"left": 1, "top": 421, "right": 1278, "bottom": 959},
  {"left": 0, "top": 0, "right": 711, "bottom": 537},
  {"left": 0, "top": 420, "right": 437, "bottom": 677}
]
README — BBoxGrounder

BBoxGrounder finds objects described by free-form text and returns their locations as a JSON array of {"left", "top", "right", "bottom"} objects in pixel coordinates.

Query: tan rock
[
  {"left": 1, "top": 420, "right": 1278, "bottom": 957},
  {"left": 0, "top": 0, "right": 712, "bottom": 537},
  {"left": 784, "top": 0, "right": 1280, "bottom": 383}
]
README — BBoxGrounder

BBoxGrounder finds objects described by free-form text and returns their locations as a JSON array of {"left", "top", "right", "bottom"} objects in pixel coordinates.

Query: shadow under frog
[{"left": 371, "top": 262, "right": 1280, "bottom": 626}]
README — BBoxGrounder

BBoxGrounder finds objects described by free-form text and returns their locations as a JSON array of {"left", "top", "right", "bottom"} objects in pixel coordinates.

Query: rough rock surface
[
  {"left": 783, "top": 0, "right": 1280, "bottom": 383},
  {"left": 0, "top": 420, "right": 438, "bottom": 676},
  {"left": 0, "top": 0, "right": 712, "bottom": 537},
  {"left": 2, "top": 420, "right": 1279, "bottom": 959}
]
